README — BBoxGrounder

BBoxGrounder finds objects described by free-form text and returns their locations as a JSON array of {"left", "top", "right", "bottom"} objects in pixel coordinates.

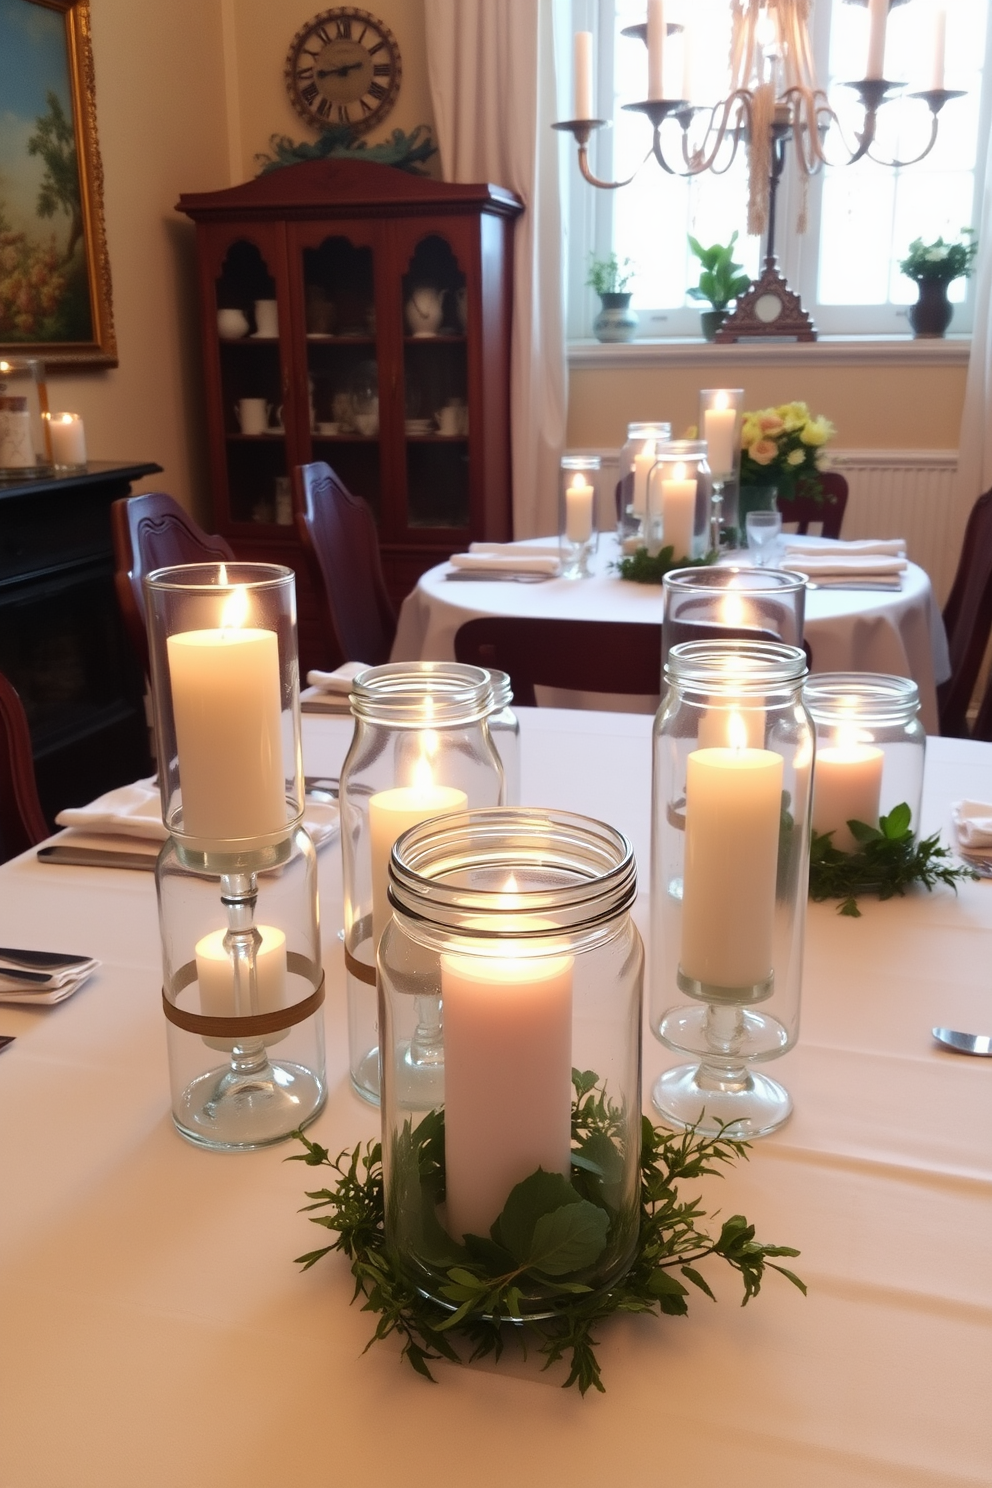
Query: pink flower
[
  {"left": 758, "top": 415, "right": 784, "bottom": 434},
  {"left": 749, "top": 439, "right": 778, "bottom": 465}
]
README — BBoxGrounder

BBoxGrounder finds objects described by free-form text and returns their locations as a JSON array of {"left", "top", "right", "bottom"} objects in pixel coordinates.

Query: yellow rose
[
  {"left": 800, "top": 416, "right": 834, "bottom": 447},
  {"left": 777, "top": 401, "right": 809, "bottom": 432},
  {"left": 741, "top": 418, "right": 760, "bottom": 449},
  {"left": 749, "top": 439, "right": 778, "bottom": 465}
]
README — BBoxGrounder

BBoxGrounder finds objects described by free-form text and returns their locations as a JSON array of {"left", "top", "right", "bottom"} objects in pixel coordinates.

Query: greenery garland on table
[
  {"left": 288, "top": 1071, "right": 804, "bottom": 1396},
  {"left": 255, "top": 124, "right": 437, "bottom": 176},
  {"left": 613, "top": 545, "right": 717, "bottom": 585},
  {"left": 809, "top": 802, "right": 978, "bottom": 918}
]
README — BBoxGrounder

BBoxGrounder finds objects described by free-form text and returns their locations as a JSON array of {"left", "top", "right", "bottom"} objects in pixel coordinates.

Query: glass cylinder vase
[
  {"left": 650, "top": 640, "right": 814, "bottom": 1137},
  {"left": 339, "top": 662, "right": 504, "bottom": 1104},
  {"left": 380, "top": 807, "right": 644, "bottom": 1317},
  {"left": 662, "top": 566, "right": 806, "bottom": 669},
  {"left": 0, "top": 357, "right": 52, "bottom": 479},
  {"left": 559, "top": 455, "right": 600, "bottom": 578},
  {"left": 644, "top": 440, "right": 711, "bottom": 562},
  {"left": 617, "top": 421, "right": 672, "bottom": 544}
]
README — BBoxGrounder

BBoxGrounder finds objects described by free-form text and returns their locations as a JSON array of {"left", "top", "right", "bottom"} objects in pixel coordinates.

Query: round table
[{"left": 392, "top": 535, "right": 951, "bottom": 733}]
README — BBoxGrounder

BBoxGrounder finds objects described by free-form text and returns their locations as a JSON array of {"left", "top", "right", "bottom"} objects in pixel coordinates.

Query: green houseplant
[
  {"left": 899, "top": 229, "right": 978, "bottom": 338},
  {"left": 587, "top": 254, "right": 637, "bottom": 343},
  {"left": 687, "top": 232, "right": 751, "bottom": 340}
]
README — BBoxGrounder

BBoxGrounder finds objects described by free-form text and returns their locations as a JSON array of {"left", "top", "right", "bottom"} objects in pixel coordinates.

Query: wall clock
[{"left": 285, "top": 8, "right": 401, "bottom": 136}]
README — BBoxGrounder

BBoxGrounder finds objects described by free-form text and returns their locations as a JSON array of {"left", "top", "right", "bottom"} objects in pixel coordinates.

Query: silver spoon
[{"left": 932, "top": 1027, "right": 992, "bottom": 1056}]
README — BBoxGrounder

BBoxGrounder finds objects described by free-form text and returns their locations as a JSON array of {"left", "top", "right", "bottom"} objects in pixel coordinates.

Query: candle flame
[
  {"left": 720, "top": 589, "right": 746, "bottom": 627},
  {"left": 714, "top": 390, "right": 730, "bottom": 411},
  {"left": 218, "top": 562, "right": 228, "bottom": 587},
  {"left": 412, "top": 754, "right": 435, "bottom": 792},
  {"left": 673, "top": 461, "right": 687, "bottom": 481},
  {"left": 569, "top": 472, "right": 590, "bottom": 493},
  {"left": 728, "top": 711, "right": 749, "bottom": 751},
  {"left": 220, "top": 584, "right": 249, "bottom": 630},
  {"left": 834, "top": 722, "right": 872, "bottom": 751},
  {"left": 59, "top": 412, "right": 74, "bottom": 425}
]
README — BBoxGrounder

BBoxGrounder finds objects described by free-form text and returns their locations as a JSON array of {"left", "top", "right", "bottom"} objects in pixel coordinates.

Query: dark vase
[
  {"left": 700, "top": 309, "right": 727, "bottom": 342},
  {"left": 909, "top": 279, "right": 954, "bottom": 338}
]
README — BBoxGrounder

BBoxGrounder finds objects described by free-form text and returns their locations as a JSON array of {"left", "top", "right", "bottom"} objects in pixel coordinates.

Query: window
[{"left": 567, "top": 0, "right": 992, "bottom": 340}]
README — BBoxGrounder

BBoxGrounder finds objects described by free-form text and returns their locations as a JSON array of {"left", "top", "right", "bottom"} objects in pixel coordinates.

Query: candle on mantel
[
  {"left": 812, "top": 725, "right": 883, "bottom": 853},
  {"left": 681, "top": 714, "right": 783, "bottom": 990},
  {"left": 196, "top": 923, "right": 287, "bottom": 1050},
  {"left": 48, "top": 411, "right": 87, "bottom": 467},
  {"left": 930, "top": 4, "right": 946, "bottom": 92},
  {"left": 574, "top": 31, "right": 593, "bottom": 119},
  {"left": 565, "top": 472, "right": 595, "bottom": 543},
  {"left": 167, "top": 583, "right": 286, "bottom": 847},
  {"left": 369, "top": 758, "right": 467, "bottom": 948},
  {"left": 660, "top": 461, "right": 696, "bottom": 559},
  {"left": 865, "top": 0, "right": 888, "bottom": 79},
  {"left": 441, "top": 886, "right": 574, "bottom": 1241},
  {"left": 703, "top": 393, "right": 737, "bottom": 481},
  {"left": 632, "top": 442, "right": 656, "bottom": 516},
  {"left": 647, "top": 0, "right": 665, "bottom": 101}
]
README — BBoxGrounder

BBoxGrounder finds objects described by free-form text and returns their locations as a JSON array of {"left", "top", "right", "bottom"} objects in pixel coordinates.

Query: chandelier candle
[
  {"left": 866, "top": 0, "right": 888, "bottom": 79},
  {"left": 647, "top": 0, "right": 665, "bottom": 99},
  {"left": 574, "top": 30, "right": 593, "bottom": 118}
]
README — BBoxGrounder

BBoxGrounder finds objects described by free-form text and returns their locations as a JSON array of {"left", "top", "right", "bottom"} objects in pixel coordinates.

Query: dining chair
[
  {"left": 454, "top": 616, "right": 663, "bottom": 706},
  {"left": 0, "top": 670, "right": 49, "bottom": 863},
  {"left": 776, "top": 470, "right": 849, "bottom": 538},
  {"left": 937, "top": 487, "right": 992, "bottom": 738},
  {"left": 293, "top": 461, "right": 397, "bottom": 667},
  {"left": 111, "top": 493, "right": 234, "bottom": 676}
]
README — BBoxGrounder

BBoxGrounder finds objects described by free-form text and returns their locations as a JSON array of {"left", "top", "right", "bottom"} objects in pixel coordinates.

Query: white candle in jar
[
  {"left": 565, "top": 473, "right": 595, "bottom": 544},
  {"left": 167, "top": 586, "right": 286, "bottom": 847},
  {"left": 49, "top": 412, "right": 87, "bottom": 467},
  {"left": 930, "top": 4, "right": 946, "bottom": 92},
  {"left": 680, "top": 718, "right": 784, "bottom": 990},
  {"left": 660, "top": 461, "right": 697, "bottom": 559},
  {"left": 647, "top": 0, "right": 666, "bottom": 100},
  {"left": 369, "top": 766, "right": 467, "bottom": 948},
  {"left": 865, "top": 0, "right": 888, "bottom": 79},
  {"left": 196, "top": 923, "right": 287, "bottom": 1050},
  {"left": 703, "top": 395, "right": 737, "bottom": 480},
  {"left": 632, "top": 442, "right": 656, "bottom": 515},
  {"left": 441, "top": 923, "right": 573, "bottom": 1241},
  {"left": 574, "top": 31, "right": 593, "bottom": 118},
  {"left": 812, "top": 735, "right": 884, "bottom": 853}
]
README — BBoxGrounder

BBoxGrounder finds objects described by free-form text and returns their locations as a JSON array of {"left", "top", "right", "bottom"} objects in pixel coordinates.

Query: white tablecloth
[
  {"left": 1, "top": 714, "right": 990, "bottom": 1487},
  {"left": 393, "top": 537, "right": 951, "bottom": 733}
]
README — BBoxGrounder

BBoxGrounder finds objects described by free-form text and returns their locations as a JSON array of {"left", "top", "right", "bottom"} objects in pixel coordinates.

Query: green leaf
[
  {"left": 648, "top": 1268, "right": 689, "bottom": 1298},
  {"left": 681, "top": 1265, "right": 717, "bottom": 1300},
  {"left": 492, "top": 1169, "right": 582, "bottom": 1259},
  {"left": 571, "top": 1130, "right": 625, "bottom": 1187},
  {"left": 881, "top": 801, "right": 912, "bottom": 838},
  {"left": 526, "top": 1201, "right": 610, "bottom": 1276},
  {"left": 848, "top": 819, "right": 882, "bottom": 843},
  {"left": 572, "top": 1068, "right": 600, "bottom": 1098}
]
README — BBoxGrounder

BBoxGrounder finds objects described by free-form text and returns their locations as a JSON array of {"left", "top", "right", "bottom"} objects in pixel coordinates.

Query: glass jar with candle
[
  {"left": 484, "top": 669, "right": 520, "bottom": 807},
  {"left": 662, "top": 565, "right": 806, "bottom": 670},
  {"left": 617, "top": 421, "right": 672, "bottom": 544},
  {"left": 804, "top": 673, "right": 925, "bottom": 850},
  {"left": 650, "top": 640, "right": 814, "bottom": 1138},
  {"left": 559, "top": 455, "right": 600, "bottom": 578},
  {"left": 0, "top": 357, "right": 53, "bottom": 480},
  {"left": 644, "top": 440, "right": 711, "bottom": 562},
  {"left": 339, "top": 662, "right": 504, "bottom": 1104},
  {"left": 379, "top": 807, "right": 643, "bottom": 1317},
  {"left": 698, "top": 389, "right": 743, "bottom": 549}
]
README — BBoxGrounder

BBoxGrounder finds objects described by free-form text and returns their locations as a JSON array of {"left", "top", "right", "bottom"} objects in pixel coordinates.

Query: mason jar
[
  {"left": 644, "top": 440, "right": 711, "bottom": 561},
  {"left": 485, "top": 669, "right": 520, "bottom": 807},
  {"left": 618, "top": 421, "right": 672, "bottom": 543},
  {"left": 379, "top": 807, "right": 643, "bottom": 1318}
]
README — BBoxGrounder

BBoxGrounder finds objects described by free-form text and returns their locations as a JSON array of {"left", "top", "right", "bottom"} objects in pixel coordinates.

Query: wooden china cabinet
[{"left": 177, "top": 159, "right": 522, "bottom": 672}]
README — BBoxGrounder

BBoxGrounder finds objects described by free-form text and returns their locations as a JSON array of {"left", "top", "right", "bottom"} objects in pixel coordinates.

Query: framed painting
[{"left": 0, "top": 0, "right": 115, "bottom": 366}]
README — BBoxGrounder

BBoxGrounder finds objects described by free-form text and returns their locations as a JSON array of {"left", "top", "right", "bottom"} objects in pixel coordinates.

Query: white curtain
[
  {"left": 955, "top": 117, "right": 992, "bottom": 516},
  {"left": 425, "top": 0, "right": 568, "bottom": 538}
]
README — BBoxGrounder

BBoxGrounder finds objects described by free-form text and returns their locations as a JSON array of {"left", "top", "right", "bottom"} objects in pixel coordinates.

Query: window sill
[{"left": 568, "top": 335, "right": 972, "bottom": 369}]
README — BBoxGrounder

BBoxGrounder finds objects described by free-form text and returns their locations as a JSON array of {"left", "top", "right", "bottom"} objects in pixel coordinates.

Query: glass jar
[
  {"left": 803, "top": 673, "right": 925, "bottom": 851},
  {"left": 662, "top": 566, "right": 806, "bottom": 670},
  {"left": 380, "top": 807, "right": 643, "bottom": 1317},
  {"left": 339, "top": 662, "right": 504, "bottom": 1104},
  {"left": 0, "top": 357, "right": 53, "bottom": 480},
  {"left": 485, "top": 669, "right": 520, "bottom": 807},
  {"left": 650, "top": 640, "right": 814, "bottom": 1138},
  {"left": 644, "top": 440, "right": 711, "bottom": 561},
  {"left": 618, "top": 421, "right": 672, "bottom": 543},
  {"left": 698, "top": 389, "right": 743, "bottom": 548},
  {"left": 559, "top": 455, "right": 600, "bottom": 578}
]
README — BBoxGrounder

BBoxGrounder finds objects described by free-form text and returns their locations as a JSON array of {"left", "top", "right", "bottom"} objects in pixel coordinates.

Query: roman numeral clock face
[{"left": 286, "top": 8, "right": 401, "bottom": 135}]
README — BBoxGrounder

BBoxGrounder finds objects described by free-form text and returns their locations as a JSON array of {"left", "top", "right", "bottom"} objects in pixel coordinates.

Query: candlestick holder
[
  {"left": 804, "top": 673, "right": 924, "bottom": 851},
  {"left": 559, "top": 455, "right": 600, "bottom": 578},
  {"left": 618, "top": 421, "right": 672, "bottom": 544},
  {"left": 644, "top": 440, "right": 711, "bottom": 562},
  {"left": 144, "top": 562, "right": 325, "bottom": 1149},
  {"left": 698, "top": 389, "right": 743, "bottom": 549},
  {"left": 379, "top": 807, "right": 643, "bottom": 1317},
  {"left": 0, "top": 357, "right": 53, "bottom": 480},
  {"left": 339, "top": 663, "right": 504, "bottom": 1105},
  {"left": 662, "top": 565, "right": 806, "bottom": 669},
  {"left": 650, "top": 640, "right": 814, "bottom": 1137}
]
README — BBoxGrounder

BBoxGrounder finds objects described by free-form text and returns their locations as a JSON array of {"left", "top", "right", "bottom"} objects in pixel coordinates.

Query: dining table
[
  {"left": 391, "top": 535, "right": 952, "bottom": 734},
  {"left": 1, "top": 707, "right": 990, "bottom": 1487}
]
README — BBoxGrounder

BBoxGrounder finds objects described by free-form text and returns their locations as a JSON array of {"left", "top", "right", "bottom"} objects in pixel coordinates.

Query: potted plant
[
  {"left": 738, "top": 402, "right": 836, "bottom": 540},
  {"left": 587, "top": 253, "right": 637, "bottom": 343},
  {"left": 687, "top": 232, "right": 752, "bottom": 340},
  {"left": 899, "top": 230, "right": 978, "bottom": 338}
]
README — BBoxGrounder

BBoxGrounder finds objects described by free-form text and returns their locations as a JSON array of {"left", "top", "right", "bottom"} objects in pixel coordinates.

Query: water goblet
[{"left": 745, "top": 509, "right": 783, "bottom": 567}]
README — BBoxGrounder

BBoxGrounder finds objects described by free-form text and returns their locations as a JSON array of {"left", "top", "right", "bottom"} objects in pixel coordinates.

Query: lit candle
[
  {"left": 930, "top": 4, "right": 946, "bottom": 92},
  {"left": 660, "top": 461, "right": 697, "bottom": 559},
  {"left": 441, "top": 897, "right": 573, "bottom": 1241},
  {"left": 680, "top": 715, "right": 784, "bottom": 990},
  {"left": 697, "top": 660, "right": 765, "bottom": 749},
  {"left": 574, "top": 30, "right": 593, "bottom": 118},
  {"left": 632, "top": 442, "right": 655, "bottom": 515},
  {"left": 167, "top": 584, "right": 286, "bottom": 847},
  {"left": 196, "top": 923, "right": 287, "bottom": 1050},
  {"left": 812, "top": 725, "right": 883, "bottom": 853},
  {"left": 647, "top": 0, "right": 666, "bottom": 100},
  {"left": 703, "top": 393, "right": 737, "bottom": 480},
  {"left": 368, "top": 759, "right": 467, "bottom": 949},
  {"left": 680, "top": 20, "right": 694, "bottom": 102},
  {"left": 49, "top": 411, "right": 87, "bottom": 467},
  {"left": 565, "top": 472, "right": 595, "bottom": 543},
  {"left": 866, "top": 0, "right": 888, "bottom": 79}
]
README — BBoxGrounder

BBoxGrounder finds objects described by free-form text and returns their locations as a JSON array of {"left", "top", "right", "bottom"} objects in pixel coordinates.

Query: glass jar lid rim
[
  {"left": 485, "top": 668, "right": 513, "bottom": 710},
  {"left": 350, "top": 661, "right": 493, "bottom": 724},
  {"left": 663, "top": 565, "right": 806, "bottom": 595},
  {"left": 655, "top": 439, "right": 707, "bottom": 458},
  {"left": 145, "top": 561, "right": 294, "bottom": 593},
  {"left": 666, "top": 639, "right": 808, "bottom": 685},
  {"left": 803, "top": 671, "right": 920, "bottom": 716},
  {"left": 626, "top": 421, "right": 671, "bottom": 436}
]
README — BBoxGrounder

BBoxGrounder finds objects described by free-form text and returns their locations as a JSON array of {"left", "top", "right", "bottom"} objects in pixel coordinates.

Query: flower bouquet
[
  {"left": 740, "top": 402, "right": 835, "bottom": 504},
  {"left": 899, "top": 230, "right": 978, "bottom": 338}
]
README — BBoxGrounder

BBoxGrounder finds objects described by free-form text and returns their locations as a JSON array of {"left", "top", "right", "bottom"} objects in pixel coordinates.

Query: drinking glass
[{"left": 745, "top": 509, "right": 783, "bottom": 566}]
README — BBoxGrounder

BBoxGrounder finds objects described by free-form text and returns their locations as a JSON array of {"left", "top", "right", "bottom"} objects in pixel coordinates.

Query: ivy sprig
[
  {"left": 809, "top": 801, "right": 978, "bottom": 917},
  {"left": 286, "top": 1074, "right": 804, "bottom": 1395},
  {"left": 613, "top": 545, "right": 717, "bottom": 585}
]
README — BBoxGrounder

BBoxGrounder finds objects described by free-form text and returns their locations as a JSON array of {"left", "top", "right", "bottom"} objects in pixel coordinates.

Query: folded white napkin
[
  {"left": 0, "top": 960, "right": 99, "bottom": 1006},
  {"left": 449, "top": 552, "right": 561, "bottom": 575},
  {"left": 56, "top": 779, "right": 339, "bottom": 850},
  {"left": 784, "top": 538, "right": 907, "bottom": 557},
  {"left": 468, "top": 542, "right": 558, "bottom": 558},
  {"left": 952, "top": 800, "right": 992, "bottom": 852},
  {"left": 783, "top": 554, "right": 907, "bottom": 578},
  {"left": 306, "top": 661, "right": 369, "bottom": 694}
]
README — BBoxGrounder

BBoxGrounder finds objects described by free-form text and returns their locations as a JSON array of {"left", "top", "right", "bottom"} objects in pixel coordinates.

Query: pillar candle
[
  {"left": 167, "top": 592, "right": 285, "bottom": 847},
  {"left": 441, "top": 944, "right": 574, "bottom": 1241},
  {"left": 930, "top": 4, "right": 946, "bottom": 92},
  {"left": 661, "top": 462, "right": 697, "bottom": 559},
  {"left": 49, "top": 412, "right": 87, "bottom": 466},
  {"left": 647, "top": 0, "right": 666, "bottom": 100},
  {"left": 574, "top": 31, "right": 593, "bottom": 118},
  {"left": 369, "top": 780, "right": 467, "bottom": 948},
  {"left": 565, "top": 474, "right": 594, "bottom": 543},
  {"left": 866, "top": 0, "right": 888, "bottom": 79},
  {"left": 812, "top": 743, "right": 883, "bottom": 853},
  {"left": 680, "top": 730, "right": 784, "bottom": 989},
  {"left": 632, "top": 444, "right": 656, "bottom": 515},
  {"left": 703, "top": 399, "right": 737, "bottom": 480},
  {"left": 680, "top": 20, "right": 693, "bottom": 103},
  {"left": 196, "top": 923, "right": 287, "bottom": 1050}
]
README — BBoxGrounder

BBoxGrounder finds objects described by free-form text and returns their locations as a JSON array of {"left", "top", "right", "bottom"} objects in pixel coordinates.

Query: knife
[
  {"left": 37, "top": 845, "right": 157, "bottom": 872},
  {"left": 444, "top": 570, "right": 555, "bottom": 583},
  {"left": 0, "top": 965, "right": 57, "bottom": 985},
  {"left": 0, "top": 946, "right": 93, "bottom": 970}
]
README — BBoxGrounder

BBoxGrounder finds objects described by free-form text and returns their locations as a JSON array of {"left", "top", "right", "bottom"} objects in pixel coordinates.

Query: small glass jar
[
  {"left": 644, "top": 440, "right": 711, "bottom": 561},
  {"left": 803, "top": 673, "right": 925, "bottom": 851},
  {"left": 485, "top": 669, "right": 520, "bottom": 807},
  {"left": 559, "top": 455, "right": 600, "bottom": 578},
  {"left": 662, "top": 566, "right": 806, "bottom": 670},
  {"left": 0, "top": 357, "right": 53, "bottom": 480},
  {"left": 698, "top": 389, "right": 744, "bottom": 548},
  {"left": 339, "top": 662, "right": 504, "bottom": 1104},
  {"left": 650, "top": 640, "right": 814, "bottom": 1138},
  {"left": 618, "top": 421, "right": 672, "bottom": 543},
  {"left": 380, "top": 807, "right": 643, "bottom": 1317}
]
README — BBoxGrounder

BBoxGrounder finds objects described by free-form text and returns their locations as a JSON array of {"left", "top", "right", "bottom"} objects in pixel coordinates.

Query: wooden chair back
[
  {"left": 111, "top": 493, "right": 234, "bottom": 675},
  {"left": 0, "top": 671, "right": 48, "bottom": 862},
  {"left": 778, "top": 471, "right": 849, "bottom": 538},
  {"left": 293, "top": 461, "right": 396, "bottom": 666},
  {"left": 938, "top": 488, "right": 992, "bottom": 737},
  {"left": 454, "top": 616, "right": 663, "bottom": 707}
]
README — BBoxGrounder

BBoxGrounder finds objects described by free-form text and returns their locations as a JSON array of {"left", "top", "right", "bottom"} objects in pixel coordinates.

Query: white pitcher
[{"left": 405, "top": 286, "right": 443, "bottom": 337}]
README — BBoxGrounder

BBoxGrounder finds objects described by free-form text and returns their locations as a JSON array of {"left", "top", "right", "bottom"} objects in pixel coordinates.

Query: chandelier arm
[
  {"left": 677, "top": 93, "right": 751, "bottom": 176},
  {"left": 576, "top": 141, "right": 645, "bottom": 189},
  {"left": 867, "top": 113, "right": 940, "bottom": 169}
]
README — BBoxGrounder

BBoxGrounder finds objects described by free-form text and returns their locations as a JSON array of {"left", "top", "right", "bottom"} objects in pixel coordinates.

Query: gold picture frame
[{"left": 0, "top": 0, "right": 116, "bottom": 367}]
